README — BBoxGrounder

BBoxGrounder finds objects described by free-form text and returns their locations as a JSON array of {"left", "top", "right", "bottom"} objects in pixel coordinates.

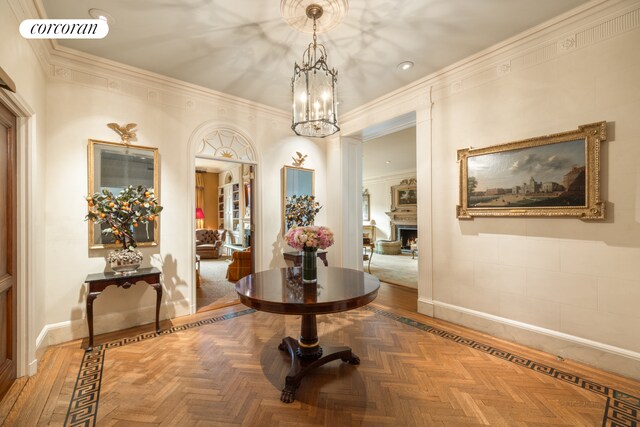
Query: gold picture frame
[
  {"left": 457, "top": 122, "right": 607, "bottom": 219},
  {"left": 88, "top": 139, "right": 160, "bottom": 248},
  {"left": 392, "top": 184, "right": 417, "bottom": 208},
  {"left": 362, "top": 190, "right": 370, "bottom": 221}
]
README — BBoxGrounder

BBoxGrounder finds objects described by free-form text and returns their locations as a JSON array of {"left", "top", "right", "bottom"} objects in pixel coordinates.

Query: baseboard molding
[
  {"left": 417, "top": 297, "right": 434, "bottom": 317},
  {"left": 35, "top": 323, "right": 48, "bottom": 349},
  {"left": 32, "top": 297, "right": 639, "bottom": 380},
  {"left": 34, "top": 299, "right": 191, "bottom": 362},
  {"left": 27, "top": 358, "right": 38, "bottom": 376},
  {"left": 432, "top": 301, "right": 640, "bottom": 380}
]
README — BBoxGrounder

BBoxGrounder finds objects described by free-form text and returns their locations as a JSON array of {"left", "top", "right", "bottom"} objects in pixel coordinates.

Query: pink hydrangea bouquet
[{"left": 285, "top": 225, "right": 334, "bottom": 251}]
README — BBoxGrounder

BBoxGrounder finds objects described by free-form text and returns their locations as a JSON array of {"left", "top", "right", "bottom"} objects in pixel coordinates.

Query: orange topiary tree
[{"left": 85, "top": 185, "right": 163, "bottom": 250}]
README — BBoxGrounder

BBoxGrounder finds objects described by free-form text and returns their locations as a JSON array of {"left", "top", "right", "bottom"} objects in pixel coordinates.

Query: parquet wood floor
[{"left": 1, "top": 284, "right": 638, "bottom": 426}]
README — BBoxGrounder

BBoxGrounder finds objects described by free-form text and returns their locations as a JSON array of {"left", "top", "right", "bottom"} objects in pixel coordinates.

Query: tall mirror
[
  {"left": 282, "top": 165, "right": 314, "bottom": 232},
  {"left": 88, "top": 139, "right": 159, "bottom": 248}
]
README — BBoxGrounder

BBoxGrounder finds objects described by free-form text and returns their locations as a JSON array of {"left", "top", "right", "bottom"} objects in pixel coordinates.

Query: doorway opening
[
  {"left": 359, "top": 113, "right": 419, "bottom": 311},
  {"left": 194, "top": 158, "right": 254, "bottom": 312}
]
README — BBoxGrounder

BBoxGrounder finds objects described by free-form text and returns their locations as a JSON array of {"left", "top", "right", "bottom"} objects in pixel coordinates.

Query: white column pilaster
[{"left": 416, "top": 89, "right": 434, "bottom": 316}]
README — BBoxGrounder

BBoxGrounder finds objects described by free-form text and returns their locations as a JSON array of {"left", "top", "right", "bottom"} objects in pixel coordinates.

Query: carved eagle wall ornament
[
  {"left": 292, "top": 151, "right": 308, "bottom": 167},
  {"left": 107, "top": 122, "right": 138, "bottom": 144}
]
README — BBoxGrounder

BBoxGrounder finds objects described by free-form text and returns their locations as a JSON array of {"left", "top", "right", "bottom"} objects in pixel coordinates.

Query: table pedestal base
[{"left": 278, "top": 337, "right": 360, "bottom": 403}]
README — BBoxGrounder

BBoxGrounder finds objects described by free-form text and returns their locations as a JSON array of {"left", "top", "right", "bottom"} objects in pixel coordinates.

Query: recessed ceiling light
[
  {"left": 89, "top": 8, "right": 114, "bottom": 24},
  {"left": 385, "top": 160, "right": 391, "bottom": 164},
  {"left": 397, "top": 61, "right": 414, "bottom": 71}
]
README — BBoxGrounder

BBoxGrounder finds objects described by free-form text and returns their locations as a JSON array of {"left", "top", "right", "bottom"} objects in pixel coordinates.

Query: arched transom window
[{"left": 195, "top": 128, "right": 256, "bottom": 162}]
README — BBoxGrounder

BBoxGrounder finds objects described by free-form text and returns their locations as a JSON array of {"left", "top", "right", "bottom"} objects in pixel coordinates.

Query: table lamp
[{"left": 196, "top": 208, "right": 205, "bottom": 229}]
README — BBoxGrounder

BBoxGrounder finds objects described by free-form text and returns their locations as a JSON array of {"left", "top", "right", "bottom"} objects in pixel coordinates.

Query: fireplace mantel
[
  {"left": 386, "top": 178, "right": 417, "bottom": 225},
  {"left": 385, "top": 178, "right": 417, "bottom": 241},
  {"left": 385, "top": 209, "right": 417, "bottom": 225}
]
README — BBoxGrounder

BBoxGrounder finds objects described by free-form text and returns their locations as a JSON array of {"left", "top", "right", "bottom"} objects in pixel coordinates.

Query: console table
[
  {"left": 363, "top": 238, "right": 375, "bottom": 273},
  {"left": 283, "top": 250, "right": 328, "bottom": 267},
  {"left": 236, "top": 267, "right": 379, "bottom": 403},
  {"left": 84, "top": 267, "right": 162, "bottom": 351}
]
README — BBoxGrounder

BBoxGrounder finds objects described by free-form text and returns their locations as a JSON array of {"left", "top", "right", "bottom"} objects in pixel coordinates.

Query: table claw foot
[
  {"left": 281, "top": 385, "right": 297, "bottom": 403},
  {"left": 342, "top": 354, "right": 360, "bottom": 365}
]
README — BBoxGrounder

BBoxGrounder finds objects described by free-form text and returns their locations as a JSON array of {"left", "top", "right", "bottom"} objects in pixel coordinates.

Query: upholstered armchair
[
  {"left": 226, "top": 248, "right": 252, "bottom": 281},
  {"left": 195, "top": 229, "right": 226, "bottom": 259}
]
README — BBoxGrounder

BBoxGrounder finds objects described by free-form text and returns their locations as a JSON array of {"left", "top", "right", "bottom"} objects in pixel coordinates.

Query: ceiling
[
  {"left": 363, "top": 127, "right": 416, "bottom": 180},
  {"left": 41, "top": 0, "right": 589, "bottom": 114}
]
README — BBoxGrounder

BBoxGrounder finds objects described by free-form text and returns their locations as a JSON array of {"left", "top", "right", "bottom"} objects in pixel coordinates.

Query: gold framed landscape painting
[{"left": 457, "top": 122, "right": 607, "bottom": 219}]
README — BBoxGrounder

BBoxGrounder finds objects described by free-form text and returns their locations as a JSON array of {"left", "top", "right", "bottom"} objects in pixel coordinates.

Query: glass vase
[{"left": 301, "top": 247, "right": 318, "bottom": 284}]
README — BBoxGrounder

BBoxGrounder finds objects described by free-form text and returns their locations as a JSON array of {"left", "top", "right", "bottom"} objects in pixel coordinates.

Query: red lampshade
[{"left": 195, "top": 208, "right": 205, "bottom": 219}]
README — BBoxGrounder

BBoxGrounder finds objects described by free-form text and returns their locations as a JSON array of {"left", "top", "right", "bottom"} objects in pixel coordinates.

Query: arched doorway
[{"left": 187, "top": 124, "right": 258, "bottom": 313}]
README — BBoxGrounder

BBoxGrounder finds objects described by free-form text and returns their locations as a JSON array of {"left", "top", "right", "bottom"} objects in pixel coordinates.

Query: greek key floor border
[
  {"left": 63, "top": 306, "right": 639, "bottom": 427},
  {"left": 365, "top": 306, "right": 640, "bottom": 427},
  {"left": 63, "top": 308, "right": 255, "bottom": 427}
]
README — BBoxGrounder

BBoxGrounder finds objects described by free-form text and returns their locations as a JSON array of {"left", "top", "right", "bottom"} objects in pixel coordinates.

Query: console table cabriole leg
[
  {"left": 86, "top": 292, "right": 100, "bottom": 351},
  {"left": 150, "top": 282, "right": 162, "bottom": 333}
]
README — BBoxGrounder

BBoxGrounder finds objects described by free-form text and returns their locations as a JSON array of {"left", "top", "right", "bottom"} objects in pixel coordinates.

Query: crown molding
[
  {"left": 15, "top": 0, "right": 290, "bottom": 124},
  {"left": 8, "top": 0, "right": 283, "bottom": 124},
  {"left": 48, "top": 46, "right": 291, "bottom": 123},
  {"left": 341, "top": 0, "right": 639, "bottom": 131}
]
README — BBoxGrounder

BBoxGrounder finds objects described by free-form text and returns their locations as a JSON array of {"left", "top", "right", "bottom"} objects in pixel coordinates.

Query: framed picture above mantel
[
  {"left": 456, "top": 121, "right": 607, "bottom": 220},
  {"left": 391, "top": 178, "right": 417, "bottom": 209}
]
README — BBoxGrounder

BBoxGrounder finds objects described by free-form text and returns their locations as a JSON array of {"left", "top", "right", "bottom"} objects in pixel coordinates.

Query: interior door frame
[
  {"left": 0, "top": 90, "right": 37, "bottom": 377},
  {"left": 0, "top": 96, "right": 17, "bottom": 393},
  {"left": 192, "top": 155, "right": 257, "bottom": 296},
  {"left": 247, "top": 164, "right": 256, "bottom": 275},
  {"left": 187, "top": 122, "right": 260, "bottom": 315}
]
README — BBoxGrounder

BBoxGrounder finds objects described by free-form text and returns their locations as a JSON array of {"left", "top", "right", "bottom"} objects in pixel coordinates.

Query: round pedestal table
[{"left": 235, "top": 267, "right": 379, "bottom": 403}]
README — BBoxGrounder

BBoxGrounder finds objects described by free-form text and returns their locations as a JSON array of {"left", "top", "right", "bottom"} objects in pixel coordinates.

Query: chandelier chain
[{"left": 312, "top": 16, "right": 317, "bottom": 49}]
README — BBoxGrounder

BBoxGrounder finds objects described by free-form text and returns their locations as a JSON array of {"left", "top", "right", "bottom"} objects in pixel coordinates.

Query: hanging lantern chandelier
[{"left": 291, "top": 4, "right": 339, "bottom": 138}]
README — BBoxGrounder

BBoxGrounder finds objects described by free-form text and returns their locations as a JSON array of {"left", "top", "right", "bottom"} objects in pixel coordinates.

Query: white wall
[
  {"left": 38, "top": 51, "right": 327, "bottom": 346},
  {"left": 339, "top": 0, "right": 640, "bottom": 379},
  {"left": 431, "top": 25, "right": 640, "bottom": 376}
]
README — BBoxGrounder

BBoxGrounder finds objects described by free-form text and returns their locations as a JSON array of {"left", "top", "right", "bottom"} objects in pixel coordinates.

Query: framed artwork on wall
[
  {"left": 397, "top": 188, "right": 416, "bottom": 206},
  {"left": 456, "top": 121, "right": 607, "bottom": 219},
  {"left": 391, "top": 179, "right": 417, "bottom": 208},
  {"left": 362, "top": 190, "right": 370, "bottom": 221}
]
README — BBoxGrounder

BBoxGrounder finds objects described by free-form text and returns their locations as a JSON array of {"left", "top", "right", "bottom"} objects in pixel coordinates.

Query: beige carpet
[
  {"left": 365, "top": 252, "right": 418, "bottom": 288},
  {"left": 196, "top": 257, "right": 239, "bottom": 311}
]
